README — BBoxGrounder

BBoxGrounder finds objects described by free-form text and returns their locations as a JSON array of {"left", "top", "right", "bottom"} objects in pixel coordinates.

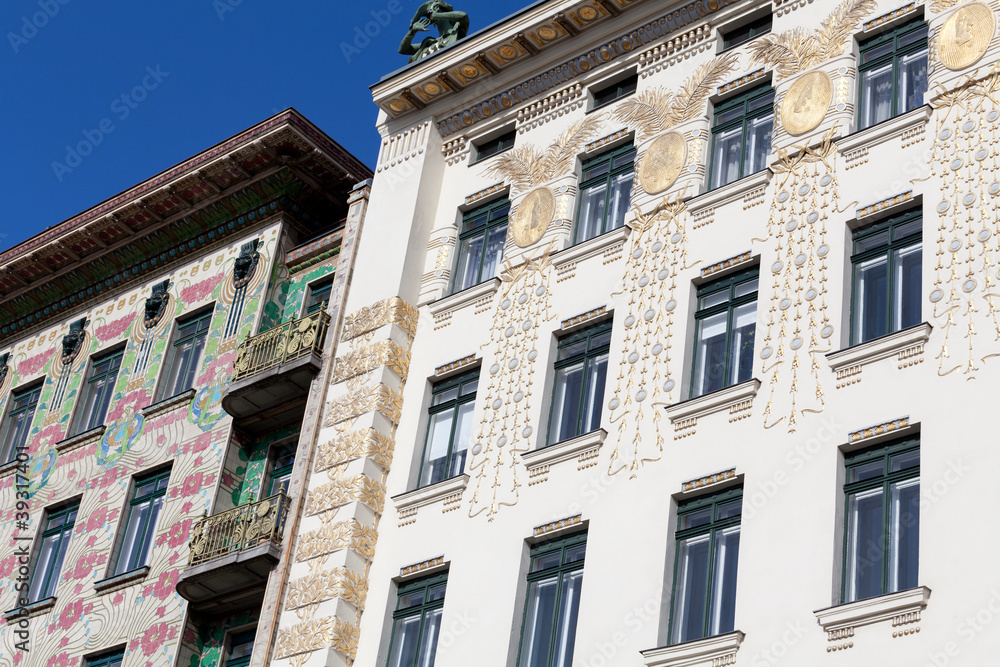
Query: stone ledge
[
  {"left": 4, "top": 596, "right": 56, "bottom": 623},
  {"left": 552, "top": 224, "right": 629, "bottom": 270},
  {"left": 94, "top": 566, "right": 150, "bottom": 596},
  {"left": 827, "top": 323, "right": 932, "bottom": 372},
  {"left": 815, "top": 586, "right": 931, "bottom": 637},
  {"left": 522, "top": 429, "right": 605, "bottom": 470},
  {"left": 666, "top": 379, "right": 760, "bottom": 423},
  {"left": 428, "top": 278, "right": 500, "bottom": 319},
  {"left": 141, "top": 388, "right": 197, "bottom": 419},
  {"left": 55, "top": 425, "right": 106, "bottom": 454},
  {"left": 688, "top": 168, "right": 772, "bottom": 216},
  {"left": 642, "top": 630, "right": 745, "bottom": 667},
  {"left": 0, "top": 458, "right": 25, "bottom": 479},
  {"left": 392, "top": 474, "right": 469, "bottom": 513},
  {"left": 837, "top": 105, "right": 932, "bottom": 155}
]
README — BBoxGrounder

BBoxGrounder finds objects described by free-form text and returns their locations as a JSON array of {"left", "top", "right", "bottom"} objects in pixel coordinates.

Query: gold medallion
[
  {"left": 939, "top": 3, "right": 994, "bottom": 71},
  {"left": 781, "top": 71, "right": 833, "bottom": 136},
  {"left": 511, "top": 188, "right": 556, "bottom": 248},
  {"left": 639, "top": 132, "right": 688, "bottom": 195}
]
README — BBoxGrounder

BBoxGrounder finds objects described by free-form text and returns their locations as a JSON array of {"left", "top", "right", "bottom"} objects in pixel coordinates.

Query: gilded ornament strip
[
  {"left": 848, "top": 416, "right": 910, "bottom": 443},
  {"left": 341, "top": 296, "right": 418, "bottom": 341}
]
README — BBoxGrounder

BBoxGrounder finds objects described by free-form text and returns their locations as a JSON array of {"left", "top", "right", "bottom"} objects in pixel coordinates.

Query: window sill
[
  {"left": 0, "top": 458, "right": 24, "bottom": 479},
  {"left": 665, "top": 379, "right": 760, "bottom": 424},
  {"left": 814, "top": 586, "right": 931, "bottom": 645},
  {"left": 641, "top": 630, "right": 745, "bottom": 667},
  {"left": 94, "top": 566, "right": 150, "bottom": 595},
  {"left": 837, "top": 105, "right": 932, "bottom": 155},
  {"left": 55, "top": 425, "right": 106, "bottom": 454},
  {"left": 827, "top": 323, "right": 932, "bottom": 375},
  {"left": 141, "top": 388, "right": 197, "bottom": 420},
  {"left": 553, "top": 224, "right": 629, "bottom": 274},
  {"left": 522, "top": 429, "right": 605, "bottom": 480},
  {"left": 428, "top": 278, "right": 500, "bottom": 319},
  {"left": 392, "top": 474, "right": 469, "bottom": 514},
  {"left": 688, "top": 168, "right": 771, "bottom": 215},
  {"left": 4, "top": 597, "right": 56, "bottom": 623}
]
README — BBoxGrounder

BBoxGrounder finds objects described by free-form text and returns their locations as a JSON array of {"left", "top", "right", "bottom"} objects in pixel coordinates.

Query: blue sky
[{"left": 0, "top": 0, "right": 524, "bottom": 252}]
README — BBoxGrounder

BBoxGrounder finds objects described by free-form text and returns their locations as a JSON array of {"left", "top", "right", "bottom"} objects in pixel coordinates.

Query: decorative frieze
[
  {"left": 400, "top": 555, "right": 445, "bottom": 578},
  {"left": 638, "top": 24, "right": 713, "bottom": 77},
  {"left": 533, "top": 514, "right": 583, "bottom": 538},
  {"left": 701, "top": 250, "right": 752, "bottom": 278},
  {"left": 465, "top": 182, "right": 506, "bottom": 206},
  {"left": 717, "top": 68, "right": 767, "bottom": 96},
  {"left": 376, "top": 122, "right": 431, "bottom": 173},
  {"left": 849, "top": 416, "right": 910, "bottom": 444},
  {"left": 856, "top": 190, "right": 914, "bottom": 219},
  {"left": 442, "top": 136, "right": 470, "bottom": 166},
  {"left": 682, "top": 468, "right": 737, "bottom": 493},
  {"left": 517, "top": 84, "right": 586, "bottom": 132},
  {"left": 586, "top": 128, "right": 630, "bottom": 153},
  {"left": 435, "top": 354, "right": 478, "bottom": 377},
  {"left": 773, "top": 0, "right": 814, "bottom": 17},
  {"left": 864, "top": 1, "right": 920, "bottom": 31},
  {"left": 561, "top": 306, "right": 609, "bottom": 330}
]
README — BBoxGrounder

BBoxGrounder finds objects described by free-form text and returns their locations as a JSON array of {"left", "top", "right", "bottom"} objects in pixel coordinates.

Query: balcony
[
  {"left": 221, "top": 310, "right": 329, "bottom": 433},
  {"left": 176, "top": 494, "right": 290, "bottom": 615}
]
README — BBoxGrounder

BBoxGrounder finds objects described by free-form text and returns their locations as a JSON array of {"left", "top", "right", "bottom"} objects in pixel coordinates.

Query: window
[
  {"left": 670, "top": 488, "right": 742, "bottom": 644},
  {"left": 548, "top": 321, "right": 611, "bottom": 445},
  {"left": 306, "top": 278, "right": 334, "bottom": 315},
  {"left": 86, "top": 649, "right": 124, "bottom": 667},
  {"left": 267, "top": 442, "right": 296, "bottom": 496},
  {"left": 453, "top": 199, "right": 509, "bottom": 293},
  {"left": 475, "top": 129, "right": 516, "bottom": 162},
  {"left": 709, "top": 85, "right": 774, "bottom": 189},
  {"left": 0, "top": 384, "right": 41, "bottom": 463},
  {"left": 843, "top": 438, "right": 919, "bottom": 603},
  {"left": 851, "top": 210, "right": 922, "bottom": 345},
  {"left": 26, "top": 502, "right": 78, "bottom": 604},
  {"left": 73, "top": 348, "right": 124, "bottom": 435},
  {"left": 576, "top": 144, "right": 636, "bottom": 244},
  {"left": 592, "top": 74, "right": 638, "bottom": 108},
  {"left": 387, "top": 572, "right": 447, "bottom": 667},
  {"left": 691, "top": 269, "right": 758, "bottom": 398},
  {"left": 114, "top": 469, "right": 170, "bottom": 575},
  {"left": 858, "top": 20, "right": 928, "bottom": 130},
  {"left": 224, "top": 628, "right": 256, "bottom": 667},
  {"left": 419, "top": 370, "right": 478, "bottom": 488},
  {"left": 721, "top": 14, "right": 772, "bottom": 50},
  {"left": 159, "top": 311, "right": 211, "bottom": 400},
  {"left": 517, "top": 532, "right": 586, "bottom": 667}
]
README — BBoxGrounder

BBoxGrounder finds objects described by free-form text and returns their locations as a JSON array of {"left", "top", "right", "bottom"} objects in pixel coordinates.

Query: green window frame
[
  {"left": 73, "top": 347, "right": 124, "bottom": 436},
  {"left": 386, "top": 572, "right": 448, "bottom": 667},
  {"left": 721, "top": 14, "right": 772, "bottom": 50},
  {"left": 575, "top": 144, "right": 636, "bottom": 244},
  {"left": 0, "top": 383, "right": 41, "bottom": 463},
  {"left": 418, "top": 370, "right": 479, "bottom": 488},
  {"left": 224, "top": 627, "right": 256, "bottom": 667},
  {"left": 86, "top": 649, "right": 125, "bottom": 667},
  {"left": 517, "top": 531, "right": 587, "bottom": 667},
  {"left": 850, "top": 209, "right": 922, "bottom": 345},
  {"left": 858, "top": 19, "right": 928, "bottom": 130},
  {"left": 306, "top": 277, "right": 334, "bottom": 315},
  {"left": 691, "top": 268, "right": 758, "bottom": 398},
  {"left": 474, "top": 129, "right": 516, "bottom": 162},
  {"left": 114, "top": 468, "right": 170, "bottom": 575},
  {"left": 548, "top": 320, "right": 612, "bottom": 446},
  {"left": 267, "top": 442, "right": 296, "bottom": 497},
  {"left": 670, "top": 487, "right": 742, "bottom": 644},
  {"left": 453, "top": 198, "right": 510, "bottom": 294},
  {"left": 159, "top": 310, "right": 212, "bottom": 400},
  {"left": 26, "top": 502, "right": 78, "bottom": 604},
  {"left": 709, "top": 84, "right": 774, "bottom": 190},
  {"left": 592, "top": 73, "right": 638, "bottom": 109},
  {"left": 842, "top": 437, "right": 920, "bottom": 604}
]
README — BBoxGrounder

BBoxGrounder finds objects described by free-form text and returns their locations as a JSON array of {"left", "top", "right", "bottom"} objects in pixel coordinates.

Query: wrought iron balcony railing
[
  {"left": 187, "top": 493, "right": 291, "bottom": 566},
  {"left": 231, "top": 310, "right": 330, "bottom": 382}
]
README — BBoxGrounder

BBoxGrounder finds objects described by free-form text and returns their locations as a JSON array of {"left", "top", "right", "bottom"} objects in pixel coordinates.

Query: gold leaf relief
[
  {"left": 341, "top": 296, "right": 418, "bottom": 341},
  {"left": 275, "top": 618, "right": 359, "bottom": 660}
]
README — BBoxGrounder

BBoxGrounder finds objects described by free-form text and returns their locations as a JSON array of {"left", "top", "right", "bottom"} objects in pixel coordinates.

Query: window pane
[
  {"left": 115, "top": 501, "right": 151, "bottom": 575},
  {"left": 729, "top": 302, "right": 756, "bottom": 386},
  {"left": 894, "top": 243, "right": 922, "bottom": 332},
  {"left": 558, "top": 339, "right": 588, "bottom": 361},
  {"left": 564, "top": 544, "right": 586, "bottom": 565},
  {"left": 28, "top": 534, "right": 60, "bottom": 602},
  {"left": 733, "top": 279, "right": 758, "bottom": 298},
  {"left": 855, "top": 255, "right": 889, "bottom": 343},
  {"left": 532, "top": 551, "right": 562, "bottom": 573},
  {"left": 694, "top": 312, "right": 728, "bottom": 397},
  {"left": 1, "top": 410, "right": 31, "bottom": 462},
  {"left": 890, "top": 450, "right": 919, "bottom": 472},
  {"left": 846, "top": 487, "right": 884, "bottom": 602},
  {"left": 850, "top": 460, "right": 884, "bottom": 483},
  {"left": 856, "top": 230, "right": 890, "bottom": 253},
  {"left": 860, "top": 62, "right": 893, "bottom": 129},
  {"left": 862, "top": 41, "right": 894, "bottom": 63},
  {"left": 552, "top": 570, "right": 584, "bottom": 667},
  {"left": 417, "top": 607, "right": 443, "bottom": 667},
  {"left": 898, "top": 50, "right": 928, "bottom": 114},
  {"left": 710, "top": 526, "right": 740, "bottom": 636},
  {"left": 680, "top": 507, "right": 712, "bottom": 530},
  {"left": 136, "top": 495, "right": 165, "bottom": 568},
  {"left": 581, "top": 353, "right": 608, "bottom": 434},
  {"left": 449, "top": 401, "right": 475, "bottom": 479},
  {"left": 608, "top": 171, "right": 634, "bottom": 232},
  {"left": 577, "top": 183, "right": 607, "bottom": 243},
  {"left": 716, "top": 499, "right": 742, "bottom": 521},
  {"left": 711, "top": 126, "right": 742, "bottom": 189},
  {"left": 890, "top": 478, "right": 920, "bottom": 593},
  {"left": 672, "top": 534, "right": 711, "bottom": 643},
  {"left": 433, "top": 387, "right": 460, "bottom": 407},
  {"left": 454, "top": 233, "right": 485, "bottom": 293},
  {"left": 388, "top": 615, "right": 422, "bottom": 667},
  {"left": 421, "top": 411, "right": 456, "bottom": 487},
  {"left": 550, "top": 362, "right": 584, "bottom": 443},
  {"left": 744, "top": 115, "right": 773, "bottom": 176},
  {"left": 482, "top": 224, "right": 508, "bottom": 282},
  {"left": 699, "top": 290, "right": 729, "bottom": 310},
  {"left": 520, "top": 578, "right": 559, "bottom": 667}
]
